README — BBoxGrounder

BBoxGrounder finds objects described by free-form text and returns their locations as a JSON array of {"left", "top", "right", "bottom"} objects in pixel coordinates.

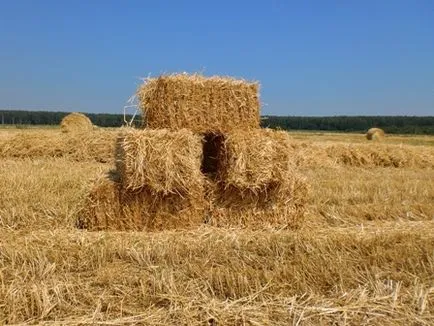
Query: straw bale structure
[
  {"left": 116, "top": 128, "right": 204, "bottom": 194},
  {"left": 366, "top": 128, "right": 385, "bottom": 141},
  {"left": 79, "top": 172, "right": 205, "bottom": 231},
  {"left": 79, "top": 73, "right": 311, "bottom": 231},
  {"left": 137, "top": 74, "right": 260, "bottom": 133},
  {"left": 60, "top": 112, "right": 94, "bottom": 133}
]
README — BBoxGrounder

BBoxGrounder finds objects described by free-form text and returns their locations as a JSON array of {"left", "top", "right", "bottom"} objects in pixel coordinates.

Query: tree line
[
  {"left": 261, "top": 115, "right": 434, "bottom": 134},
  {"left": 0, "top": 110, "right": 433, "bottom": 134},
  {"left": 0, "top": 110, "right": 141, "bottom": 128}
]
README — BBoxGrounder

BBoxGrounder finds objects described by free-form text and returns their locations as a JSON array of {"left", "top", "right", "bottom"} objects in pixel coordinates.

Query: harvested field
[
  {"left": 0, "top": 128, "right": 433, "bottom": 325},
  {"left": 0, "top": 224, "right": 432, "bottom": 325},
  {"left": 0, "top": 129, "right": 117, "bottom": 163}
]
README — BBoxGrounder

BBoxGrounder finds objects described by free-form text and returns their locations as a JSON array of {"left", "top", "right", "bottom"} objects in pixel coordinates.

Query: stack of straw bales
[
  {"left": 80, "top": 73, "right": 308, "bottom": 231},
  {"left": 80, "top": 128, "right": 206, "bottom": 231},
  {"left": 206, "top": 129, "right": 308, "bottom": 228}
]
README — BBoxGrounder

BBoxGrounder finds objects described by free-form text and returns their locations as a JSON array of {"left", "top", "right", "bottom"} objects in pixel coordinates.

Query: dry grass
[
  {"left": 137, "top": 74, "right": 260, "bottom": 133},
  {"left": 0, "top": 129, "right": 433, "bottom": 325},
  {"left": 290, "top": 141, "right": 434, "bottom": 168},
  {"left": 0, "top": 224, "right": 432, "bottom": 325},
  {"left": 304, "top": 166, "right": 434, "bottom": 227},
  {"left": 60, "top": 112, "right": 94, "bottom": 133},
  {"left": 0, "top": 129, "right": 117, "bottom": 163}
]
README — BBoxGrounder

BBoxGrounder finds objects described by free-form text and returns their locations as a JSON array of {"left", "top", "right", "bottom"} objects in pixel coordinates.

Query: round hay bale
[
  {"left": 60, "top": 112, "right": 94, "bottom": 133},
  {"left": 366, "top": 128, "right": 385, "bottom": 141}
]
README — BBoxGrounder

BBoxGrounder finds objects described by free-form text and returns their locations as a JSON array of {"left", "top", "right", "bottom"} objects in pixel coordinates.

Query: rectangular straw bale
[
  {"left": 218, "top": 129, "right": 295, "bottom": 190},
  {"left": 79, "top": 172, "right": 205, "bottom": 231},
  {"left": 117, "top": 128, "right": 204, "bottom": 195},
  {"left": 137, "top": 74, "right": 260, "bottom": 133},
  {"left": 205, "top": 170, "right": 309, "bottom": 229}
]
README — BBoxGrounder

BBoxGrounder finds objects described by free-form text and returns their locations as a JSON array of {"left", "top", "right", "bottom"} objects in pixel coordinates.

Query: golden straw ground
[{"left": 0, "top": 131, "right": 433, "bottom": 324}]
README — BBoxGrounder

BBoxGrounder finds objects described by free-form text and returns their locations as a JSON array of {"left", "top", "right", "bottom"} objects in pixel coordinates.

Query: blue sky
[{"left": 0, "top": 1, "right": 433, "bottom": 115}]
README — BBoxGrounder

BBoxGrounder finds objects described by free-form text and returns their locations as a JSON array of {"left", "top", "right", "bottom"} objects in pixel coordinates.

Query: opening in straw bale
[
  {"left": 60, "top": 112, "right": 94, "bottom": 133},
  {"left": 201, "top": 133, "right": 225, "bottom": 178},
  {"left": 137, "top": 73, "right": 260, "bottom": 133}
]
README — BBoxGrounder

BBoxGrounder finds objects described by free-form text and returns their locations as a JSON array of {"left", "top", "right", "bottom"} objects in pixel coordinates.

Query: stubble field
[{"left": 0, "top": 128, "right": 433, "bottom": 325}]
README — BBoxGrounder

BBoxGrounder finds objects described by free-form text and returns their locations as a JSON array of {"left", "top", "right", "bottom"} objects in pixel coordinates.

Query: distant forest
[{"left": 1, "top": 110, "right": 433, "bottom": 134}]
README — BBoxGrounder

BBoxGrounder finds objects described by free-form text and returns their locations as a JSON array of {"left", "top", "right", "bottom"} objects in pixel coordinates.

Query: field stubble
[{"left": 0, "top": 128, "right": 433, "bottom": 325}]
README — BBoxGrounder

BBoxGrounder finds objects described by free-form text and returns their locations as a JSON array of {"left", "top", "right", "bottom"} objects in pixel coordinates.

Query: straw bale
[
  {"left": 205, "top": 171, "right": 309, "bottom": 229},
  {"left": 137, "top": 74, "right": 260, "bottom": 133},
  {"left": 217, "top": 129, "right": 295, "bottom": 190},
  {"left": 79, "top": 172, "right": 205, "bottom": 231},
  {"left": 116, "top": 128, "right": 204, "bottom": 194},
  {"left": 60, "top": 112, "right": 94, "bottom": 133},
  {"left": 366, "top": 128, "right": 385, "bottom": 141}
]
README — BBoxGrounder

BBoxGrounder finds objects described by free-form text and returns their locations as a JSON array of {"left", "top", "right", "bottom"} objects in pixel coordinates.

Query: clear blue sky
[{"left": 0, "top": 1, "right": 433, "bottom": 115}]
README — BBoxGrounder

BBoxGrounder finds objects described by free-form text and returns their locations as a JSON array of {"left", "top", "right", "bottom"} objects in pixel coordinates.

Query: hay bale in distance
[
  {"left": 78, "top": 172, "right": 205, "bottom": 231},
  {"left": 116, "top": 128, "right": 204, "bottom": 194},
  {"left": 137, "top": 74, "right": 260, "bottom": 133},
  {"left": 60, "top": 112, "right": 94, "bottom": 133},
  {"left": 366, "top": 128, "right": 385, "bottom": 141}
]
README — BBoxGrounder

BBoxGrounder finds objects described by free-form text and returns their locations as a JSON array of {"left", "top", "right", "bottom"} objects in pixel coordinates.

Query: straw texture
[
  {"left": 137, "top": 74, "right": 260, "bottom": 133},
  {"left": 366, "top": 128, "right": 385, "bottom": 140},
  {"left": 116, "top": 128, "right": 204, "bottom": 195},
  {"left": 60, "top": 112, "right": 94, "bottom": 133},
  {"left": 79, "top": 172, "right": 205, "bottom": 231},
  {"left": 218, "top": 129, "right": 295, "bottom": 190},
  {"left": 206, "top": 171, "right": 309, "bottom": 229}
]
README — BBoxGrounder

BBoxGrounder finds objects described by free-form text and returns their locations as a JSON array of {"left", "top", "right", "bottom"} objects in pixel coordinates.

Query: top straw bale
[{"left": 137, "top": 74, "right": 260, "bottom": 133}]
